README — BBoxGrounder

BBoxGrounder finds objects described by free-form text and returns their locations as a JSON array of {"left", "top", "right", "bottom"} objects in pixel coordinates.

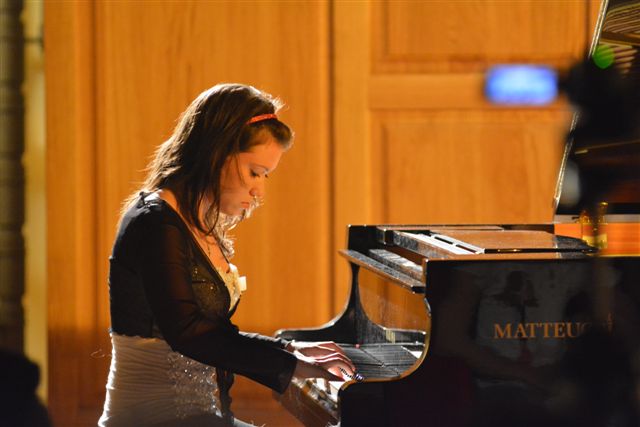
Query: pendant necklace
[{"left": 204, "top": 235, "right": 212, "bottom": 259}]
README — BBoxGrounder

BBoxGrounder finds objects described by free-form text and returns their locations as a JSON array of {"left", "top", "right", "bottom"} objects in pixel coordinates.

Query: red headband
[{"left": 246, "top": 113, "right": 278, "bottom": 125}]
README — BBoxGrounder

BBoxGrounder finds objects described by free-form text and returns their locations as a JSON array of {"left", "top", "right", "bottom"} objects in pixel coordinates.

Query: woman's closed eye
[{"left": 250, "top": 170, "right": 269, "bottom": 179}]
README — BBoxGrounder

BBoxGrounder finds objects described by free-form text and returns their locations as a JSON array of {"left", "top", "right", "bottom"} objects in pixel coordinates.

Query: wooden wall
[{"left": 45, "top": 1, "right": 601, "bottom": 425}]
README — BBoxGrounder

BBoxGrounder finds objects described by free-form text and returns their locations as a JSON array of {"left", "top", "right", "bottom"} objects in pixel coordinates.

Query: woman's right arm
[
  {"left": 135, "top": 208, "right": 353, "bottom": 390},
  {"left": 136, "top": 209, "right": 298, "bottom": 392}
]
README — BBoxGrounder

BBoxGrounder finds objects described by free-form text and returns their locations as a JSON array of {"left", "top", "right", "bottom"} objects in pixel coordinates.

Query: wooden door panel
[
  {"left": 373, "top": 0, "right": 589, "bottom": 73},
  {"left": 372, "top": 111, "right": 569, "bottom": 224}
]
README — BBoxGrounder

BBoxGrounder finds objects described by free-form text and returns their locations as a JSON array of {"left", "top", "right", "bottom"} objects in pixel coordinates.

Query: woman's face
[{"left": 219, "top": 132, "right": 286, "bottom": 216}]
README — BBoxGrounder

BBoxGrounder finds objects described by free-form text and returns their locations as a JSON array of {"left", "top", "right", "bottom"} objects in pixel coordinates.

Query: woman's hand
[
  {"left": 288, "top": 341, "right": 357, "bottom": 381},
  {"left": 286, "top": 340, "right": 346, "bottom": 358}
]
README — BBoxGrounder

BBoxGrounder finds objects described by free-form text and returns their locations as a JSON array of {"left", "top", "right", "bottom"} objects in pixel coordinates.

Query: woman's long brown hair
[{"left": 122, "top": 83, "right": 293, "bottom": 253}]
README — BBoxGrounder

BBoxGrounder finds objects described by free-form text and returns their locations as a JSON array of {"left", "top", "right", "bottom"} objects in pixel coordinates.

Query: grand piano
[{"left": 274, "top": 1, "right": 640, "bottom": 426}]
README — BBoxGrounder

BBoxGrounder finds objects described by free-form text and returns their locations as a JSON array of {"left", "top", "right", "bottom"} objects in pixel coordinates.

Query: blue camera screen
[{"left": 485, "top": 65, "right": 558, "bottom": 106}]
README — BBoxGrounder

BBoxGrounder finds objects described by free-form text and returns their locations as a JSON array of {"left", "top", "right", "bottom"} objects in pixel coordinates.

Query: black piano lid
[
  {"left": 394, "top": 229, "right": 595, "bottom": 255},
  {"left": 554, "top": 0, "right": 640, "bottom": 219},
  {"left": 375, "top": 225, "right": 594, "bottom": 256},
  {"left": 339, "top": 249, "right": 426, "bottom": 292}
]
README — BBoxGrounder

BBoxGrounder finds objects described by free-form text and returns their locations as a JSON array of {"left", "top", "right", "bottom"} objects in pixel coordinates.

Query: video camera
[{"left": 484, "top": 54, "right": 640, "bottom": 214}]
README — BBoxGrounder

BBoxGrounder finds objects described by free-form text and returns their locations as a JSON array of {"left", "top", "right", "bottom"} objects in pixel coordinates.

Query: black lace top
[{"left": 108, "top": 193, "right": 297, "bottom": 403}]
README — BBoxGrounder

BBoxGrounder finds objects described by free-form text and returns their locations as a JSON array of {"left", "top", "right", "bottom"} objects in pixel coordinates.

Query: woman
[{"left": 99, "top": 84, "right": 355, "bottom": 427}]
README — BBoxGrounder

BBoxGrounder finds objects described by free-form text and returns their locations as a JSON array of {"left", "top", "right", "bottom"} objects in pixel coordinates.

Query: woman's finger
[
  {"left": 293, "top": 341, "right": 348, "bottom": 357},
  {"left": 308, "top": 352, "right": 356, "bottom": 371}
]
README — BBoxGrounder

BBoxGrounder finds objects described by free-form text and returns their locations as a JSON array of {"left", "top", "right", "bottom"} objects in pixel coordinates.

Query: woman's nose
[{"left": 250, "top": 182, "right": 265, "bottom": 199}]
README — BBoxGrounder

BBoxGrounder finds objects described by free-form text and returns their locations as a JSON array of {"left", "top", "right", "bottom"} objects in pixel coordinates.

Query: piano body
[
  {"left": 275, "top": 0, "right": 640, "bottom": 425},
  {"left": 276, "top": 225, "right": 638, "bottom": 426}
]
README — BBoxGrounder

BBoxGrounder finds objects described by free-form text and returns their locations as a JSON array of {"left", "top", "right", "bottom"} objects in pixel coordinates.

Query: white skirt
[{"left": 98, "top": 333, "right": 221, "bottom": 427}]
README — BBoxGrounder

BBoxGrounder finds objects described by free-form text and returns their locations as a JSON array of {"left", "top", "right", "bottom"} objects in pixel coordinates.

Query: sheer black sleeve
[{"left": 136, "top": 207, "right": 297, "bottom": 393}]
